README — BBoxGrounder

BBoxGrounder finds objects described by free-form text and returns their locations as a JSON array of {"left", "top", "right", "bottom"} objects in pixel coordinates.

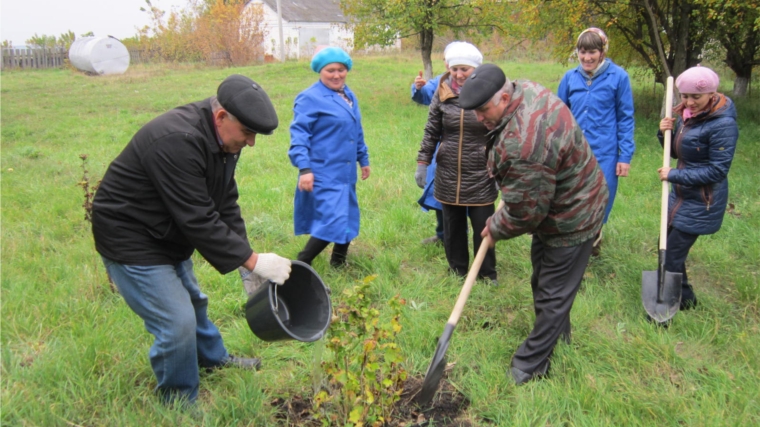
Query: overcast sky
[{"left": 1, "top": 0, "right": 189, "bottom": 46}]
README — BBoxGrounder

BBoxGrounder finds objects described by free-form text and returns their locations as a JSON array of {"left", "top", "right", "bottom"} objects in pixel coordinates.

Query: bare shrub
[
  {"left": 131, "top": 0, "right": 265, "bottom": 66},
  {"left": 192, "top": 0, "right": 266, "bottom": 66}
]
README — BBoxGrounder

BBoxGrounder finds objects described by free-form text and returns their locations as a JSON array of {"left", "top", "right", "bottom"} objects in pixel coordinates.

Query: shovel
[
  {"left": 642, "top": 76, "right": 682, "bottom": 324},
  {"left": 417, "top": 201, "right": 504, "bottom": 405}
]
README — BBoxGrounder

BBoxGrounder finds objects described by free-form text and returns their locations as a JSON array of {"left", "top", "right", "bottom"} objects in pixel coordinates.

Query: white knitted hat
[{"left": 444, "top": 41, "right": 483, "bottom": 68}]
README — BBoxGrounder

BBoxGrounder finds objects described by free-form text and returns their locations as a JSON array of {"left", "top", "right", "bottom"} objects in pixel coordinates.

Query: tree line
[
  {"left": 341, "top": 0, "right": 760, "bottom": 97},
  {"left": 5, "top": 0, "right": 756, "bottom": 96}
]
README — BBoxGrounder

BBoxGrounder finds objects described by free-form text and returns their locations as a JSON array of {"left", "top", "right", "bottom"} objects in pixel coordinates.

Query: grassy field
[{"left": 1, "top": 54, "right": 759, "bottom": 426}]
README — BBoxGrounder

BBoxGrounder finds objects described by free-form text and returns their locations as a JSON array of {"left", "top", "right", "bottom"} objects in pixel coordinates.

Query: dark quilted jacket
[
  {"left": 417, "top": 73, "right": 497, "bottom": 205},
  {"left": 658, "top": 93, "right": 738, "bottom": 235}
]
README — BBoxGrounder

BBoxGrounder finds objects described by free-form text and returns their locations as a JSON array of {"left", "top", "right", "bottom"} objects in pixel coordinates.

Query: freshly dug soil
[{"left": 272, "top": 375, "right": 472, "bottom": 426}]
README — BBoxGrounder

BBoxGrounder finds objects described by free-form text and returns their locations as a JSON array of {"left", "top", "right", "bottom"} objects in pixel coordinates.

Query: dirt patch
[
  {"left": 394, "top": 376, "right": 472, "bottom": 427},
  {"left": 271, "top": 375, "right": 472, "bottom": 426},
  {"left": 271, "top": 395, "right": 314, "bottom": 426}
]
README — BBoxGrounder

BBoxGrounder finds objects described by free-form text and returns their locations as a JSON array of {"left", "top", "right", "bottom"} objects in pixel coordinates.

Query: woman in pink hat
[{"left": 658, "top": 65, "right": 738, "bottom": 310}]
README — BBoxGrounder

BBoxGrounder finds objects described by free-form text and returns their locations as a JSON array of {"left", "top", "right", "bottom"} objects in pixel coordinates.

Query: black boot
[
  {"left": 330, "top": 242, "right": 349, "bottom": 268},
  {"left": 297, "top": 237, "right": 330, "bottom": 265},
  {"left": 680, "top": 283, "right": 698, "bottom": 310}
]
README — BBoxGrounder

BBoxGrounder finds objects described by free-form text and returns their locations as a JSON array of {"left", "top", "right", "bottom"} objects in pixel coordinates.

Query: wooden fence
[
  {"left": 1, "top": 47, "right": 264, "bottom": 70},
  {"left": 1, "top": 48, "right": 151, "bottom": 70},
  {"left": 1, "top": 48, "right": 68, "bottom": 69}
]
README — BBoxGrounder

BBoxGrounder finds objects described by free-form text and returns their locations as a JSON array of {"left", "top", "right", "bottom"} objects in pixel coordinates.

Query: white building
[{"left": 252, "top": 0, "right": 354, "bottom": 60}]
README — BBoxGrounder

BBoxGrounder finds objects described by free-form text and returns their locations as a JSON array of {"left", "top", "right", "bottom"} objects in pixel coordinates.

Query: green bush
[{"left": 313, "top": 275, "right": 407, "bottom": 427}]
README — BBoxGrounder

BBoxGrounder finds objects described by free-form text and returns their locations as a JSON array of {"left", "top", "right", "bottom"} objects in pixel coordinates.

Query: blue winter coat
[
  {"left": 411, "top": 74, "right": 444, "bottom": 211},
  {"left": 659, "top": 94, "right": 738, "bottom": 235},
  {"left": 558, "top": 60, "right": 635, "bottom": 222},
  {"left": 410, "top": 74, "right": 442, "bottom": 106},
  {"left": 289, "top": 80, "right": 370, "bottom": 244},
  {"left": 417, "top": 145, "right": 442, "bottom": 211}
]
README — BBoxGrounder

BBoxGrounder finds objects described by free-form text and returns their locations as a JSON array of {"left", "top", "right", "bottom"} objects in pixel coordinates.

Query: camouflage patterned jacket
[{"left": 487, "top": 80, "right": 609, "bottom": 247}]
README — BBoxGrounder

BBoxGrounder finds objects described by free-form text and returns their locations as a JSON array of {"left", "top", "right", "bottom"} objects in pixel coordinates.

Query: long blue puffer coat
[{"left": 659, "top": 93, "right": 738, "bottom": 235}]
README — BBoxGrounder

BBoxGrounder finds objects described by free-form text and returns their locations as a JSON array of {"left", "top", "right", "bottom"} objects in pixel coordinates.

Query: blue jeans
[{"left": 102, "top": 257, "right": 229, "bottom": 404}]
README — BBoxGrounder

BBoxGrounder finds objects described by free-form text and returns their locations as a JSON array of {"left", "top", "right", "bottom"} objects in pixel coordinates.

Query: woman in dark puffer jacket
[
  {"left": 658, "top": 65, "right": 738, "bottom": 309},
  {"left": 415, "top": 42, "right": 498, "bottom": 285}
]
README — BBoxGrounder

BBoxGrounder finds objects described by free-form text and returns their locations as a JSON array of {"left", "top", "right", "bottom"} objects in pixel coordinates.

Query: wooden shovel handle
[
  {"left": 446, "top": 200, "right": 506, "bottom": 326},
  {"left": 660, "top": 76, "right": 674, "bottom": 251}
]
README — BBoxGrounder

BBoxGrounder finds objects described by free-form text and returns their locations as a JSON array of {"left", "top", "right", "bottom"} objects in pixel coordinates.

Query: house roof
[{"left": 259, "top": 0, "right": 346, "bottom": 23}]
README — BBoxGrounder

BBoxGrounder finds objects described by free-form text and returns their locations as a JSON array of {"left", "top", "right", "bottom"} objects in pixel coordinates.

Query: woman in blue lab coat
[
  {"left": 289, "top": 47, "right": 371, "bottom": 267},
  {"left": 557, "top": 27, "right": 635, "bottom": 256}
]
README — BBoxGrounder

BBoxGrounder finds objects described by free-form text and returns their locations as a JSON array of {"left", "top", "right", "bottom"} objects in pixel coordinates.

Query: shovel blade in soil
[
  {"left": 642, "top": 270, "right": 682, "bottom": 323},
  {"left": 417, "top": 323, "right": 455, "bottom": 405}
]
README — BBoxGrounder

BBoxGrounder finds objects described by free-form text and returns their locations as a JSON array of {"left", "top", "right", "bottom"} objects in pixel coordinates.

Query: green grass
[{"left": 2, "top": 54, "right": 759, "bottom": 426}]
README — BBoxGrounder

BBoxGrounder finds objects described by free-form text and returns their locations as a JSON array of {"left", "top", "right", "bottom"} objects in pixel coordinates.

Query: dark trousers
[
  {"left": 434, "top": 209, "right": 444, "bottom": 241},
  {"left": 511, "top": 236, "right": 594, "bottom": 376},
  {"left": 297, "top": 236, "right": 350, "bottom": 266},
  {"left": 441, "top": 203, "right": 496, "bottom": 280},
  {"left": 664, "top": 227, "right": 699, "bottom": 285}
]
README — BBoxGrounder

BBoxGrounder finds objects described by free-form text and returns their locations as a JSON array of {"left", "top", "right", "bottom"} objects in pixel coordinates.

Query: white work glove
[
  {"left": 238, "top": 267, "right": 268, "bottom": 297},
  {"left": 252, "top": 253, "right": 292, "bottom": 285},
  {"left": 415, "top": 163, "right": 428, "bottom": 189}
]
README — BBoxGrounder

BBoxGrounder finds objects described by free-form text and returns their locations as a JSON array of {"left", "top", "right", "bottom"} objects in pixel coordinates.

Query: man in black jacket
[{"left": 92, "top": 74, "right": 291, "bottom": 404}]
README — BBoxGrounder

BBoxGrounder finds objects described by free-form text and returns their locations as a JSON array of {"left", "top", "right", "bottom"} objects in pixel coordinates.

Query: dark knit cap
[
  {"left": 217, "top": 74, "right": 278, "bottom": 135},
  {"left": 459, "top": 64, "right": 507, "bottom": 110}
]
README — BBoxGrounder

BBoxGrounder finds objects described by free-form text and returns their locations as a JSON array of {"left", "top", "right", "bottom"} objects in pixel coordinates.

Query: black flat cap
[
  {"left": 217, "top": 74, "right": 278, "bottom": 135},
  {"left": 459, "top": 64, "right": 507, "bottom": 110}
]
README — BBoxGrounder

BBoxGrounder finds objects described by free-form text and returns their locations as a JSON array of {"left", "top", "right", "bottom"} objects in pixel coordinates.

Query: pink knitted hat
[{"left": 675, "top": 65, "right": 720, "bottom": 94}]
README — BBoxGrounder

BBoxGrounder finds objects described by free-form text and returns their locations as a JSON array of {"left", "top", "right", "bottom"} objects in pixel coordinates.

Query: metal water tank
[{"left": 68, "top": 36, "right": 130, "bottom": 75}]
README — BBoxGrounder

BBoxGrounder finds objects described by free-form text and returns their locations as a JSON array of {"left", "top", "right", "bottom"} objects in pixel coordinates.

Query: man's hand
[
  {"left": 361, "top": 165, "right": 371, "bottom": 180},
  {"left": 238, "top": 266, "right": 268, "bottom": 297},
  {"left": 480, "top": 225, "right": 496, "bottom": 248},
  {"left": 415, "top": 163, "right": 428, "bottom": 189},
  {"left": 414, "top": 71, "right": 426, "bottom": 90},
  {"left": 616, "top": 162, "right": 631, "bottom": 177},
  {"left": 251, "top": 253, "right": 291, "bottom": 285},
  {"left": 298, "top": 173, "right": 314, "bottom": 192}
]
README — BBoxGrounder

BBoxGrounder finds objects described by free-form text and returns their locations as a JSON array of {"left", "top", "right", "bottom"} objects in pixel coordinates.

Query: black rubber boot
[
  {"left": 510, "top": 360, "right": 549, "bottom": 386},
  {"left": 330, "top": 242, "right": 350, "bottom": 268},
  {"left": 297, "top": 237, "right": 330, "bottom": 266},
  {"left": 680, "top": 283, "right": 698, "bottom": 310}
]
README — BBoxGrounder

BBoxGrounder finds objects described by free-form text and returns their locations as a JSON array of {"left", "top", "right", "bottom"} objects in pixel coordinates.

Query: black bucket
[{"left": 245, "top": 260, "right": 331, "bottom": 342}]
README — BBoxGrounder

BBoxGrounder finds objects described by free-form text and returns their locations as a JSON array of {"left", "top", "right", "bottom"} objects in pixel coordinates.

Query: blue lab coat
[
  {"left": 558, "top": 60, "right": 635, "bottom": 223},
  {"left": 289, "top": 80, "right": 370, "bottom": 244}
]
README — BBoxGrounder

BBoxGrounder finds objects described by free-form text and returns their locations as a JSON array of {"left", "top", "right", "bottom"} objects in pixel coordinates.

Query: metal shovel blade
[
  {"left": 642, "top": 270, "right": 682, "bottom": 323},
  {"left": 416, "top": 323, "right": 455, "bottom": 405}
]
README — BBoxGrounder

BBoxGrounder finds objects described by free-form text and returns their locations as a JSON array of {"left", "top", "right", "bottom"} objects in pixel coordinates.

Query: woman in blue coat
[
  {"left": 558, "top": 27, "right": 635, "bottom": 255},
  {"left": 289, "top": 47, "right": 371, "bottom": 266},
  {"left": 658, "top": 65, "right": 738, "bottom": 309},
  {"left": 411, "top": 71, "right": 446, "bottom": 245}
]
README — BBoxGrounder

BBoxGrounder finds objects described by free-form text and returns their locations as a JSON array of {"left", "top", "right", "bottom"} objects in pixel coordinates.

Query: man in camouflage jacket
[{"left": 459, "top": 64, "right": 609, "bottom": 385}]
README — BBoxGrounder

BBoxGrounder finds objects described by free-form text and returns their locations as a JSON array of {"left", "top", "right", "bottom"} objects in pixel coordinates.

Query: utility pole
[{"left": 276, "top": 0, "right": 285, "bottom": 62}]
